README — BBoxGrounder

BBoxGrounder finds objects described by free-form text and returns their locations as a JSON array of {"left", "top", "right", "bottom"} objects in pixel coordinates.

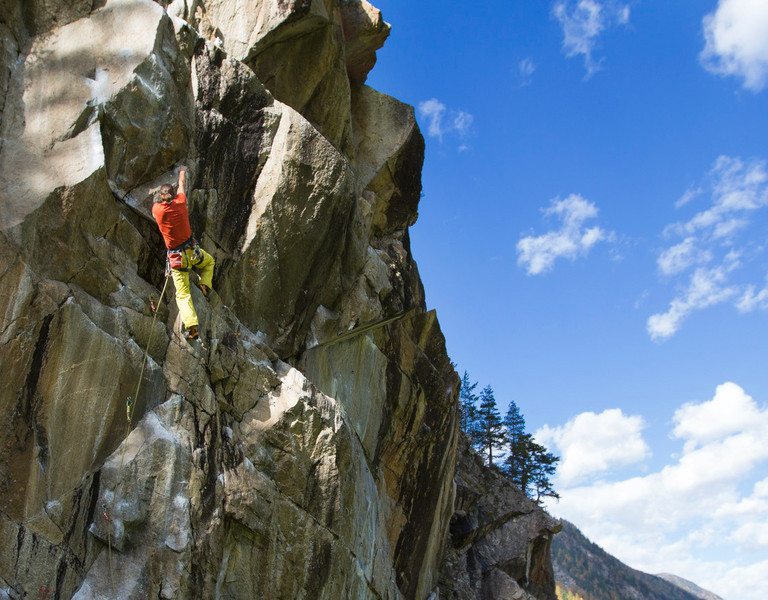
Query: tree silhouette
[
  {"left": 475, "top": 385, "right": 505, "bottom": 466},
  {"left": 459, "top": 371, "right": 480, "bottom": 446},
  {"left": 503, "top": 401, "right": 529, "bottom": 487},
  {"left": 456, "top": 370, "right": 560, "bottom": 503}
]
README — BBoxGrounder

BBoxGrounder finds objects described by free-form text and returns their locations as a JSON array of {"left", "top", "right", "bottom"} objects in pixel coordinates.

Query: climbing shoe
[
  {"left": 184, "top": 325, "right": 199, "bottom": 341},
  {"left": 197, "top": 283, "right": 210, "bottom": 298}
]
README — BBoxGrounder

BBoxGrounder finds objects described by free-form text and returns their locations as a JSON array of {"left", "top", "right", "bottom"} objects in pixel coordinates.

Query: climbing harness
[
  {"left": 103, "top": 273, "right": 170, "bottom": 600},
  {"left": 166, "top": 237, "right": 203, "bottom": 272}
]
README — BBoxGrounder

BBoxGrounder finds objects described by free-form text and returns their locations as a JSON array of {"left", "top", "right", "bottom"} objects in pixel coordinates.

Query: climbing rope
[
  {"left": 97, "top": 284, "right": 415, "bottom": 596},
  {"left": 104, "top": 273, "right": 170, "bottom": 600},
  {"left": 301, "top": 307, "right": 418, "bottom": 356}
]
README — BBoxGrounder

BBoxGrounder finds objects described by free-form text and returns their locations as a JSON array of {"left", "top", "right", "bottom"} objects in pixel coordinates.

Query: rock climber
[{"left": 152, "top": 166, "right": 215, "bottom": 341}]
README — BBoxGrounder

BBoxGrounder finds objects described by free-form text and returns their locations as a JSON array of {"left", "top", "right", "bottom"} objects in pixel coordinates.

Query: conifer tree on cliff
[
  {"left": 475, "top": 385, "right": 505, "bottom": 466},
  {"left": 503, "top": 401, "right": 560, "bottom": 504},
  {"left": 459, "top": 371, "right": 480, "bottom": 445},
  {"left": 503, "top": 401, "right": 530, "bottom": 488},
  {"left": 528, "top": 439, "right": 560, "bottom": 503}
]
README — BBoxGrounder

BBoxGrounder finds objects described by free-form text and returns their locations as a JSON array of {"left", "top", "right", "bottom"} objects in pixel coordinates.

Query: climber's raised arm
[{"left": 177, "top": 165, "right": 188, "bottom": 197}]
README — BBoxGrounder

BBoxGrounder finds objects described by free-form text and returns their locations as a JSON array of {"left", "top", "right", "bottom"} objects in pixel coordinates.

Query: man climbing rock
[{"left": 152, "top": 166, "right": 215, "bottom": 340}]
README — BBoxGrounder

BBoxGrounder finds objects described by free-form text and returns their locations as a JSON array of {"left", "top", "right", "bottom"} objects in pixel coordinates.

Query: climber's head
[{"left": 157, "top": 184, "right": 176, "bottom": 203}]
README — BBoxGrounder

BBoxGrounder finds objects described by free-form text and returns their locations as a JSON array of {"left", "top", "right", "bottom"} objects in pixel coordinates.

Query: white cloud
[
  {"left": 535, "top": 409, "right": 650, "bottom": 487},
  {"left": 552, "top": 0, "right": 631, "bottom": 77},
  {"left": 672, "top": 382, "right": 764, "bottom": 449},
  {"left": 675, "top": 186, "right": 704, "bottom": 209},
  {"left": 418, "top": 98, "right": 447, "bottom": 140},
  {"left": 657, "top": 237, "right": 712, "bottom": 276},
  {"left": 712, "top": 216, "right": 749, "bottom": 239},
  {"left": 452, "top": 111, "right": 473, "bottom": 135},
  {"left": 417, "top": 98, "right": 474, "bottom": 147},
  {"left": 649, "top": 156, "right": 768, "bottom": 339},
  {"left": 517, "top": 194, "right": 612, "bottom": 275},
  {"left": 701, "top": 0, "right": 768, "bottom": 91},
  {"left": 518, "top": 57, "right": 537, "bottom": 86},
  {"left": 617, "top": 5, "right": 631, "bottom": 25},
  {"left": 737, "top": 276, "right": 768, "bottom": 311},
  {"left": 545, "top": 383, "right": 768, "bottom": 600},
  {"left": 719, "top": 477, "right": 768, "bottom": 551},
  {"left": 715, "top": 559, "right": 768, "bottom": 600},
  {"left": 669, "top": 157, "right": 768, "bottom": 239},
  {"left": 731, "top": 519, "right": 768, "bottom": 551},
  {"left": 553, "top": 0, "right": 605, "bottom": 76},
  {"left": 647, "top": 265, "right": 739, "bottom": 341}
]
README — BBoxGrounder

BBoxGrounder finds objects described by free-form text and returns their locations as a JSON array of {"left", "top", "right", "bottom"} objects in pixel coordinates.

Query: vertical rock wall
[
  {"left": 437, "top": 436, "right": 561, "bottom": 600},
  {"left": 0, "top": 1, "right": 459, "bottom": 598},
  {"left": 0, "top": 1, "right": 557, "bottom": 599}
]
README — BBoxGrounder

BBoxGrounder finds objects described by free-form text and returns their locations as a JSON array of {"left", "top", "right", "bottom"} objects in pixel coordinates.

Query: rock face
[
  {"left": 437, "top": 436, "right": 561, "bottom": 600},
  {"left": 0, "top": 1, "right": 556, "bottom": 599}
]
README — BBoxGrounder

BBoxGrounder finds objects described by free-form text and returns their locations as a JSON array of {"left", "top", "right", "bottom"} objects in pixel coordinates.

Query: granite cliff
[{"left": 0, "top": 1, "right": 559, "bottom": 598}]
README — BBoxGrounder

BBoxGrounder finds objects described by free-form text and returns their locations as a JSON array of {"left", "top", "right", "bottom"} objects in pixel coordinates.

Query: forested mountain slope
[{"left": 553, "top": 521, "right": 724, "bottom": 600}]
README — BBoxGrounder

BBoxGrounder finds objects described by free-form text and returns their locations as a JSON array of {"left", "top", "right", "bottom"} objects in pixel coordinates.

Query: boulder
[
  {"left": 351, "top": 84, "right": 424, "bottom": 235},
  {"left": 216, "top": 102, "right": 359, "bottom": 356},
  {"left": 199, "top": 0, "right": 329, "bottom": 63},
  {"left": 200, "top": 0, "right": 355, "bottom": 154},
  {"left": 188, "top": 40, "right": 279, "bottom": 255},
  {"left": 340, "top": 0, "right": 390, "bottom": 84}
]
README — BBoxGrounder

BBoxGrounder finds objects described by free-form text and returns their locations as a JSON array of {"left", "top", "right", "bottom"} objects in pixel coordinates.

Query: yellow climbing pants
[{"left": 171, "top": 246, "right": 215, "bottom": 329}]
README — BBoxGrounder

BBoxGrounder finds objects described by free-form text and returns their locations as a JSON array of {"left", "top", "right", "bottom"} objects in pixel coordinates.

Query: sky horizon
[{"left": 367, "top": 1, "right": 768, "bottom": 599}]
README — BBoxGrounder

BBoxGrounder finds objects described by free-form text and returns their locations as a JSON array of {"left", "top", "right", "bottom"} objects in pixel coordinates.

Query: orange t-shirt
[{"left": 152, "top": 192, "right": 192, "bottom": 250}]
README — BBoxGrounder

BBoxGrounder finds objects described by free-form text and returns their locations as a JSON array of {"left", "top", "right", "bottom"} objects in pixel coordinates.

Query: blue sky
[{"left": 366, "top": 1, "right": 768, "bottom": 598}]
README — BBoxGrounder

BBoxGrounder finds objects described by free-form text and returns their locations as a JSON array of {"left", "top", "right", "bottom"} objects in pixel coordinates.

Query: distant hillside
[
  {"left": 553, "top": 520, "right": 723, "bottom": 600},
  {"left": 656, "top": 573, "right": 725, "bottom": 600}
]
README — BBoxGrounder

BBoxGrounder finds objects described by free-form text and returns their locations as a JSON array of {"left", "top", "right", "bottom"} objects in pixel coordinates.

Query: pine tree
[
  {"left": 517, "top": 433, "right": 535, "bottom": 494},
  {"left": 502, "top": 401, "right": 559, "bottom": 503},
  {"left": 503, "top": 401, "right": 529, "bottom": 487},
  {"left": 529, "top": 440, "right": 560, "bottom": 504},
  {"left": 475, "top": 385, "right": 505, "bottom": 467},
  {"left": 458, "top": 371, "right": 480, "bottom": 444},
  {"left": 456, "top": 370, "right": 560, "bottom": 502}
]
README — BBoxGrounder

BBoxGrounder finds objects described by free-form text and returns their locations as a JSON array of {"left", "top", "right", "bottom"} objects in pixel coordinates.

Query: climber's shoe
[
  {"left": 197, "top": 283, "right": 210, "bottom": 298},
  {"left": 183, "top": 325, "right": 199, "bottom": 341}
]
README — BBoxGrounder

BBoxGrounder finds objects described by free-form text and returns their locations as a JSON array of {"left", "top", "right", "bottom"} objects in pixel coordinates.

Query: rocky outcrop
[
  {"left": 340, "top": 0, "right": 390, "bottom": 84},
  {"left": 197, "top": 0, "right": 386, "bottom": 156},
  {"left": 0, "top": 1, "right": 557, "bottom": 599},
  {"left": 438, "top": 436, "right": 562, "bottom": 600},
  {"left": 0, "top": 1, "right": 461, "bottom": 598}
]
